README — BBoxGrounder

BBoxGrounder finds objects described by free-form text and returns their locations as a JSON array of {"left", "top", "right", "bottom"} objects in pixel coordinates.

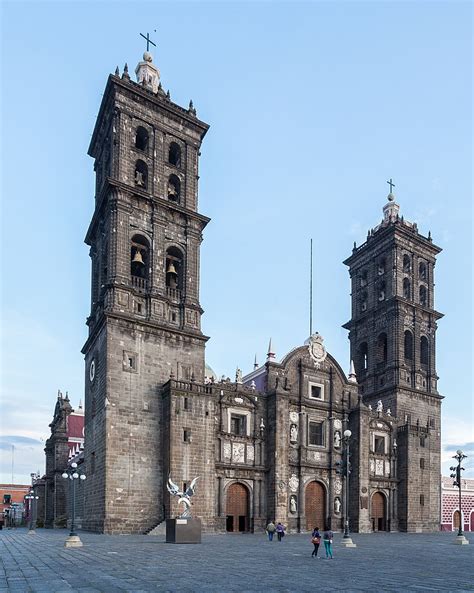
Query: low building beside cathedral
[{"left": 80, "top": 49, "right": 443, "bottom": 534}]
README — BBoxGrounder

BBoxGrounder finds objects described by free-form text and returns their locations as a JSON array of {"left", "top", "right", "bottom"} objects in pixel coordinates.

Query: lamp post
[
  {"left": 340, "top": 429, "right": 356, "bottom": 548},
  {"left": 450, "top": 450, "right": 469, "bottom": 545},
  {"left": 25, "top": 490, "right": 39, "bottom": 534},
  {"left": 62, "top": 462, "right": 86, "bottom": 548}
]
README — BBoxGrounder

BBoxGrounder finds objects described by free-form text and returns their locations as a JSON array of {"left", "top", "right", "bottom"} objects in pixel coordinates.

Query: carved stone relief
[
  {"left": 289, "top": 474, "right": 299, "bottom": 492},
  {"left": 223, "top": 442, "right": 231, "bottom": 460},
  {"left": 232, "top": 442, "right": 245, "bottom": 463}
]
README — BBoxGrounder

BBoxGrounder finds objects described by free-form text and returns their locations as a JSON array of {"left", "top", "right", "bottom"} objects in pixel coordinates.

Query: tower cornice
[
  {"left": 344, "top": 221, "right": 441, "bottom": 268},
  {"left": 85, "top": 178, "right": 210, "bottom": 245},
  {"left": 88, "top": 74, "right": 209, "bottom": 159}
]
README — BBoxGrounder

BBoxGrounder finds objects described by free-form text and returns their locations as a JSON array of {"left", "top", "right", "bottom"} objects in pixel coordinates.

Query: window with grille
[
  {"left": 308, "top": 421, "right": 324, "bottom": 446},
  {"left": 374, "top": 435, "right": 385, "bottom": 454},
  {"left": 230, "top": 414, "right": 246, "bottom": 436}
]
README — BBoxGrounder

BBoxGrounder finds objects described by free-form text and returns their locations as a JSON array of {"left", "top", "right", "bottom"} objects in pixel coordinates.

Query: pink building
[{"left": 441, "top": 476, "right": 474, "bottom": 532}]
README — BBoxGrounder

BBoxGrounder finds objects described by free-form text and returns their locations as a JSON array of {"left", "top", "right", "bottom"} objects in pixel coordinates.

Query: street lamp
[
  {"left": 62, "top": 462, "right": 86, "bottom": 548},
  {"left": 450, "top": 450, "right": 469, "bottom": 545},
  {"left": 25, "top": 490, "right": 39, "bottom": 534},
  {"left": 340, "top": 429, "right": 356, "bottom": 548}
]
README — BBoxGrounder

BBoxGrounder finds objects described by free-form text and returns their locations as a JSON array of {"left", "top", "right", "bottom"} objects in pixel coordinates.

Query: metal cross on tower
[
  {"left": 387, "top": 178, "right": 396, "bottom": 193},
  {"left": 140, "top": 31, "right": 157, "bottom": 52}
]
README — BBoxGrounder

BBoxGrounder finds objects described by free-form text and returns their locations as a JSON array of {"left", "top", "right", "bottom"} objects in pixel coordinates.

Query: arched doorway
[
  {"left": 371, "top": 492, "right": 387, "bottom": 531},
  {"left": 470, "top": 511, "right": 474, "bottom": 532},
  {"left": 453, "top": 510, "right": 461, "bottom": 531},
  {"left": 305, "top": 481, "right": 326, "bottom": 531},
  {"left": 226, "top": 483, "right": 249, "bottom": 532}
]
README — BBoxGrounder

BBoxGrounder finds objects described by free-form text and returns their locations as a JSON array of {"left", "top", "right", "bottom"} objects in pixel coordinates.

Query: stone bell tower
[
  {"left": 343, "top": 185, "right": 443, "bottom": 531},
  {"left": 82, "top": 47, "right": 210, "bottom": 533}
]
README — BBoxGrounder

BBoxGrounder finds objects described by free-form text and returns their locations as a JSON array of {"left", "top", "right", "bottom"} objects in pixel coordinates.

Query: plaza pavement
[{"left": 0, "top": 528, "right": 473, "bottom": 593}]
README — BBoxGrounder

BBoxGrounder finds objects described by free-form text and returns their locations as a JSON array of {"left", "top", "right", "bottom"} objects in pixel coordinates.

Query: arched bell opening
[
  {"left": 168, "top": 142, "right": 181, "bottom": 167},
  {"left": 167, "top": 174, "right": 181, "bottom": 203},
  {"left": 134, "top": 160, "right": 148, "bottom": 190},
  {"left": 358, "top": 342, "right": 369, "bottom": 375},
  {"left": 403, "top": 277, "right": 411, "bottom": 300},
  {"left": 165, "top": 246, "right": 184, "bottom": 298},
  {"left": 135, "top": 127, "right": 149, "bottom": 151},
  {"left": 420, "top": 336, "right": 429, "bottom": 367},
  {"left": 130, "top": 234, "right": 150, "bottom": 291},
  {"left": 404, "top": 330, "right": 413, "bottom": 362}
]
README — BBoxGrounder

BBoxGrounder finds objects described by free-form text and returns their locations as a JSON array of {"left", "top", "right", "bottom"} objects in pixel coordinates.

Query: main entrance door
[
  {"left": 226, "top": 483, "right": 249, "bottom": 532},
  {"left": 305, "top": 481, "right": 326, "bottom": 531},
  {"left": 371, "top": 491, "right": 386, "bottom": 531}
]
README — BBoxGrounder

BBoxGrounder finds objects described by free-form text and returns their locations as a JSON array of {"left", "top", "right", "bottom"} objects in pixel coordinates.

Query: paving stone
[{"left": 1, "top": 528, "right": 474, "bottom": 592}]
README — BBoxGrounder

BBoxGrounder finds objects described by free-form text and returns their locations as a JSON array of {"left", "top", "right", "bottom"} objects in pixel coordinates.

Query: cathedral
[{"left": 81, "top": 48, "right": 443, "bottom": 535}]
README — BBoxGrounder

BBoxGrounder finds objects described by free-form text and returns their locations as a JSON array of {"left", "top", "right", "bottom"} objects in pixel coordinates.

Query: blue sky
[{"left": 1, "top": 0, "right": 472, "bottom": 483}]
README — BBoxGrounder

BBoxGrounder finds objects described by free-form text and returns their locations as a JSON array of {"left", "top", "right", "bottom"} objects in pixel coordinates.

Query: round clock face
[{"left": 89, "top": 359, "right": 96, "bottom": 383}]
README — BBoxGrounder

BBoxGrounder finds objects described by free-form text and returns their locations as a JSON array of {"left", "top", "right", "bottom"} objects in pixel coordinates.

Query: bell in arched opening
[
  {"left": 132, "top": 249, "right": 144, "bottom": 265},
  {"left": 166, "top": 260, "right": 178, "bottom": 289}
]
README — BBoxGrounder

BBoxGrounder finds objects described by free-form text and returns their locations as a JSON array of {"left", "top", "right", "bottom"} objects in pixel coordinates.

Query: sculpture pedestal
[
  {"left": 453, "top": 535, "right": 469, "bottom": 545},
  {"left": 64, "top": 535, "right": 83, "bottom": 548},
  {"left": 166, "top": 518, "right": 201, "bottom": 544},
  {"left": 340, "top": 536, "right": 357, "bottom": 548}
]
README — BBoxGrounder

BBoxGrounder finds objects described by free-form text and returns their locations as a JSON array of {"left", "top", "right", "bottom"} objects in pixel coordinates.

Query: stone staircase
[{"left": 145, "top": 520, "right": 166, "bottom": 536}]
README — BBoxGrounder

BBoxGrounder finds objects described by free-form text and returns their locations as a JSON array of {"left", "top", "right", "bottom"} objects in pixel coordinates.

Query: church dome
[{"left": 205, "top": 363, "right": 218, "bottom": 382}]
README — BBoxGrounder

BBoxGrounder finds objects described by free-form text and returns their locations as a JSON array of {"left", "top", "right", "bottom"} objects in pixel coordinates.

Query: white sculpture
[
  {"left": 166, "top": 476, "right": 199, "bottom": 518},
  {"left": 290, "top": 496, "right": 297, "bottom": 514},
  {"left": 334, "top": 431, "right": 341, "bottom": 448},
  {"left": 376, "top": 400, "right": 383, "bottom": 413},
  {"left": 290, "top": 424, "right": 298, "bottom": 443},
  {"left": 334, "top": 497, "right": 342, "bottom": 514},
  {"left": 236, "top": 367, "right": 243, "bottom": 383}
]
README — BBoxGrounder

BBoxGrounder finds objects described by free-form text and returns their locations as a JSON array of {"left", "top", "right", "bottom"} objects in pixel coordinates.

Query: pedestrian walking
[
  {"left": 276, "top": 522, "right": 286, "bottom": 541},
  {"left": 266, "top": 521, "right": 276, "bottom": 541},
  {"left": 311, "top": 526, "right": 321, "bottom": 558},
  {"left": 323, "top": 527, "right": 334, "bottom": 558}
]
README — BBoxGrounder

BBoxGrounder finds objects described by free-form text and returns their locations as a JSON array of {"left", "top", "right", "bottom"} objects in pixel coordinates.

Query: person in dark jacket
[{"left": 311, "top": 526, "right": 321, "bottom": 557}]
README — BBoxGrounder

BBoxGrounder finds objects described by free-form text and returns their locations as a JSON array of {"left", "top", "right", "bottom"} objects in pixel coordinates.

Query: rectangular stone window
[
  {"left": 184, "top": 397, "right": 189, "bottom": 411},
  {"left": 230, "top": 414, "right": 246, "bottom": 436},
  {"left": 308, "top": 421, "right": 324, "bottom": 446},
  {"left": 183, "top": 429, "right": 191, "bottom": 443},
  {"left": 374, "top": 435, "right": 385, "bottom": 455},
  {"left": 90, "top": 452, "right": 96, "bottom": 475},
  {"left": 309, "top": 382, "right": 324, "bottom": 400},
  {"left": 429, "top": 417, "right": 435, "bottom": 429},
  {"left": 123, "top": 351, "right": 138, "bottom": 372},
  {"left": 420, "top": 436, "right": 426, "bottom": 447},
  {"left": 420, "top": 457, "right": 425, "bottom": 469},
  {"left": 420, "top": 494, "right": 425, "bottom": 506}
]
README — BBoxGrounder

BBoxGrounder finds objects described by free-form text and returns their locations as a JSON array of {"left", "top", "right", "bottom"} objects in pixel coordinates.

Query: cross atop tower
[
  {"left": 140, "top": 31, "right": 157, "bottom": 52},
  {"left": 386, "top": 178, "right": 396, "bottom": 193}
]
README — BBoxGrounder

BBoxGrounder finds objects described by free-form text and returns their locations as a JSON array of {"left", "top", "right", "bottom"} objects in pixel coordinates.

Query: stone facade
[
  {"left": 81, "top": 53, "right": 443, "bottom": 534},
  {"left": 41, "top": 393, "right": 85, "bottom": 528}
]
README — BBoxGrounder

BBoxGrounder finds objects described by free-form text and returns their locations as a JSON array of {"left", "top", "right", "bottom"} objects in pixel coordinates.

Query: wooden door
[
  {"left": 226, "top": 483, "right": 249, "bottom": 532},
  {"left": 305, "top": 481, "right": 326, "bottom": 531}
]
